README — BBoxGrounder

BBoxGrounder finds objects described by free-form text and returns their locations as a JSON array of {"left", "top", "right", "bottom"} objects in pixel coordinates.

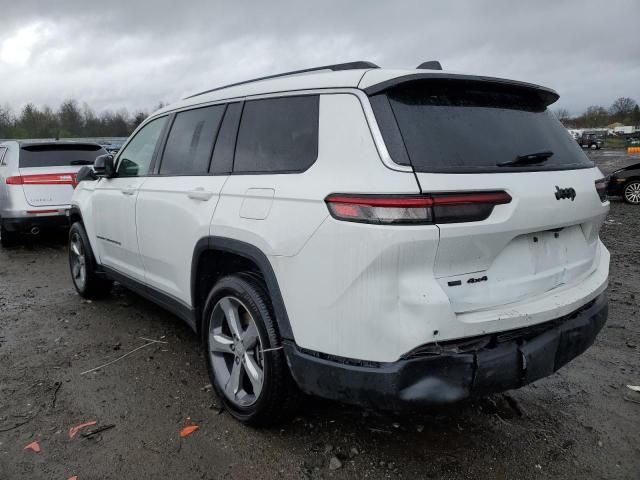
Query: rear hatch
[
  {"left": 18, "top": 143, "right": 106, "bottom": 207},
  {"left": 368, "top": 76, "right": 608, "bottom": 312}
]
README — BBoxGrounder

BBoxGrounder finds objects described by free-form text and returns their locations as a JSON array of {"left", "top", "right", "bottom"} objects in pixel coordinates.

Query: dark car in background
[
  {"left": 607, "top": 162, "right": 640, "bottom": 204},
  {"left": 579, "top": 133, "right": 605, "bottom": 150}
]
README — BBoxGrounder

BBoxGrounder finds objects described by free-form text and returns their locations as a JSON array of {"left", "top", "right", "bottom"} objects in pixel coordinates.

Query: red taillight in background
[
  {"left": 325, "top": 191, "right": 511, "bottom": 225},
  {"left": 594, "top": 178, "right": 608, "bottom": 203},
  {"left": 26, "top": 209, "right": 59, "bottom": 215},
  {"left": 6, "top": 173, "right": 77, "bottom": 187},
  {"left": 5, "top": 176, "right": 23, "bottom": 185}
]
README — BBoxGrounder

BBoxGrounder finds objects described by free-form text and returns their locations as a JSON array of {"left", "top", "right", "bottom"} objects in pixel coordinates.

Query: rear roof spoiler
[{"left": 363, "top": 72, "right": 560, "bottom": 106}]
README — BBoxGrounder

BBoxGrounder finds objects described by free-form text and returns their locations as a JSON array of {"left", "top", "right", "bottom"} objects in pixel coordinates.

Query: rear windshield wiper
[
  {"left": 69, "top": 160, "right": 94, "bottom": 165},
  {"left": 497, "top": 151, "right": 554, "bottom": 167}
]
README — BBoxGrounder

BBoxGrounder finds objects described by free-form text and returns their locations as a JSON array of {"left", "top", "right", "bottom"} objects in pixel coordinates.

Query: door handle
[
  {"left": 121, "top": 186, "right": 137, "bottom": 196},
  {"left": 187, "top": 188, "right": 214, "bottom": 201}
]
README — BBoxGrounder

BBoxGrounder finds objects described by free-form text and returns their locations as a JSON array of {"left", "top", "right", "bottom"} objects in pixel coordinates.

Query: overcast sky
[{"left": 1, "top": 0, "right": 639, "bottom": 116}]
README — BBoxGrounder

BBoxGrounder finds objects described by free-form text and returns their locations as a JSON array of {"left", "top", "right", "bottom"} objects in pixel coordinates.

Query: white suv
[
  {"left": 68, "top": 61, "right": 610, "bottom": 425},
  {"left": 0, "top": 141, "right": 107, "bottom": 246}
]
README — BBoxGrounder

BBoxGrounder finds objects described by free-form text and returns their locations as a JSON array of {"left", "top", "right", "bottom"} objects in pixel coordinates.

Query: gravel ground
[{"left": 0, "top": 149, "right": 638, "bottom": 480}]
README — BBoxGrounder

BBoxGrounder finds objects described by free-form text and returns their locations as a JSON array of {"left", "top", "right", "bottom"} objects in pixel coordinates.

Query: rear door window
[
  {"left": 234, "top": 95, "right": 319, "bottom": 173},
  {"left": 372, "top": 79, "right": 593, "bottom": 173},
  {"left": 18, "top": 144, "right": 107, "bottom": 168},
  {"left": 160, "top": 105, "right": 226, "bottom": 175},
  {"left": 0, "top": 146, "right": 7, "bottom": 165}
]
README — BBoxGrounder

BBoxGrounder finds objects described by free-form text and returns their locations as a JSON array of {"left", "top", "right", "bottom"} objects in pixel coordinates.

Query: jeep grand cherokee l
[{"left": 68, "top": 61, "right": 609, "bottom": 425}]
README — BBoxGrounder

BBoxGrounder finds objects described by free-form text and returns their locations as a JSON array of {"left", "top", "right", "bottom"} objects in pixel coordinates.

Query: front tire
[
  {"left": 68, "top": 222, "right": 113, "bottom": 298},
  {"left": 203, "top": 273, "right": 298, "bottom": 426},
  {"left": 623, "top": 180, "right": 640, "bottom": 205}
]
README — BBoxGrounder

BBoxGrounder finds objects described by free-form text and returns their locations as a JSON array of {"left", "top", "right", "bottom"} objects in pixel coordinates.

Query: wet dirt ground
[{"left": 0, "top": 149, "right": 638, "bottom": 480}]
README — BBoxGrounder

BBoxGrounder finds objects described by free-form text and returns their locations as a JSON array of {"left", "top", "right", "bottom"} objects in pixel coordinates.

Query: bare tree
[
  {"left": 610, "top": 97, "right": 638, "bottom": 121},
  {"left": 58, "top": 100, "right": 83, "bottom": 136},
  {"left": 632, "top": 105, "right": 640, "bottom": 126},
  {"left": 582, "top": 105, "right": 609, "bottom": 127},
  {"left": 0, "top": 104, "right": 15, "bottom": 138},
  {"left": 131, "top": 111, "right": 148, "bottom": 130},
  {"left": 555, "top": 108, "right": 571, "bottom": 123}
]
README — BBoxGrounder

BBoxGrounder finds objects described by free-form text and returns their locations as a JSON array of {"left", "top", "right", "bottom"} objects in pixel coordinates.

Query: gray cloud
[{"left": 1, "top": 0, "right": 639, "bottom": 116}]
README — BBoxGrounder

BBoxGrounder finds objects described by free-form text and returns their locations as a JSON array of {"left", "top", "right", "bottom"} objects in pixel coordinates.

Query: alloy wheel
[
  {"left": 69, "top": 232, "right": 87, "bottom": 289},
  {"left": 209, "top": 296, "right": 264, "bottom": 407},
  {"left": 624, "top": 182, "right": 640, "bottom": 204}
]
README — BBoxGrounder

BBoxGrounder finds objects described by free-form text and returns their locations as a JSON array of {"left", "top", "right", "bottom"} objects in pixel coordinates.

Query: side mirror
[
  {"left": 93, "top": 154, "right": 116, "bottom": 178},
  {"left": 75, "top": 166, "right": 98, "bottom": 184}
]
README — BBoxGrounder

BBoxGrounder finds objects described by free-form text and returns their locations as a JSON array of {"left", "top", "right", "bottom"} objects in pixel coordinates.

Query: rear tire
[
  {"left": 68, "top": 222, "right": 113, "bottom": 298},
  {"left": 623, "top": 180, "right": 640, "bottom": 205},
  {"left": 0, "top": 223, "right": 19, "bottom": 248},
  {"left": 203, "top": 272, "right": 299, "bottom": 426}
]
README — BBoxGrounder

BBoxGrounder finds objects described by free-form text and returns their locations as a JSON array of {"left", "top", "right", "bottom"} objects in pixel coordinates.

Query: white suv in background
[
  {"left": 0, "top": 141, "right": 107, "bottom": 246},
  {"left": 68, "top": 61, "right": 610, "bottom": 426}
]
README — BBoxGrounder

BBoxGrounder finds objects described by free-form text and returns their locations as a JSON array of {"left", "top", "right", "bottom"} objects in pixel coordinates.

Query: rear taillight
[
  {"left": 26, "top": 209, "right": 59, "bottom": 215},
  {"left": 595, "top": 178, "right": 608, "bottom": 202},
  {"left": 325, "top": 195, "right": 433, "bottom": 224},
  {"left": 5, "top": 173, "right": 77, "bottom": 187},
  {"left": 430, "top": 192, "right": 512, "bottom": 224},
  {"left": 325, "top": 191, "right": 511, "bottom": 225}
]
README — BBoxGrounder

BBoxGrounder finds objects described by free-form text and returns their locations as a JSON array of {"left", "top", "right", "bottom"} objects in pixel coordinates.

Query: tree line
[
  {"left": 0, "top": 100, "right": 164, "bottom": 140},
  {"left": 556, "top": 96, "right": 640, "bottom": 129}
]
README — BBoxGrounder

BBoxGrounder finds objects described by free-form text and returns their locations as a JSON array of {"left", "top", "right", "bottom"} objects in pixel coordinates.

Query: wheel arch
[
  {"left": 68, "top": 205, "right": 106, "bottom": 271},
  {"left": 69, "top": 205, "right": 83, "bottom": 226},
  {"left": 191, "top": 237, "right": 294, "bottom": 341},
  {"left": 624, "top": 176, "right": 640, "bottom": 185}
]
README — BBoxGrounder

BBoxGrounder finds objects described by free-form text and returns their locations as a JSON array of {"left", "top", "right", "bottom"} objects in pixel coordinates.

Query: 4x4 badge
[{"left": 555, "top": 186, "right": 576, "bottom": 201}]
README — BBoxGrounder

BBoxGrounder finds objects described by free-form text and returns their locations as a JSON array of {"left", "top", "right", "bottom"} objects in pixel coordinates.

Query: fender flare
[
  {"left": 191, "top": 236, "right": 295, "bottom": 340},
  {"left": 68, "top": 205, "right": 83, "bottom": 225}
]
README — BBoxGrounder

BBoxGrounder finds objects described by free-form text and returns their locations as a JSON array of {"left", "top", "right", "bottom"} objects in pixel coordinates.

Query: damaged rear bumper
[{"left": 284, "top": 292, "right": 607, "bottom": 410}]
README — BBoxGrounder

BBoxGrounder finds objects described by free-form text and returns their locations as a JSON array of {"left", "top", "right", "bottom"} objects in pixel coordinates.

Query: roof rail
[{"left": 184, "top": 61, "right": 380, "bottom": 99}]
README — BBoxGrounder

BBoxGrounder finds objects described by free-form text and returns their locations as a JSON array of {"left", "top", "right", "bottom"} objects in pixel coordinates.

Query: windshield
[
  {"left": 19, "top": 144, "right": 107, "bottom": 168},
  {"left": 371, "top": 79, "right": 594, "bottom": 173}
]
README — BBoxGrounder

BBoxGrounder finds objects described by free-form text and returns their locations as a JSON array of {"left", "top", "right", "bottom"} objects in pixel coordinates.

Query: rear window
[
  {"left": 234, "top": 95, "right": 319, "bottom": 173},
  {"left": 371, "top": 80, "right": 593, "bottom": 173},
  {"left": 19, "top": 144, "right": 107, "bottom": 168}
]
